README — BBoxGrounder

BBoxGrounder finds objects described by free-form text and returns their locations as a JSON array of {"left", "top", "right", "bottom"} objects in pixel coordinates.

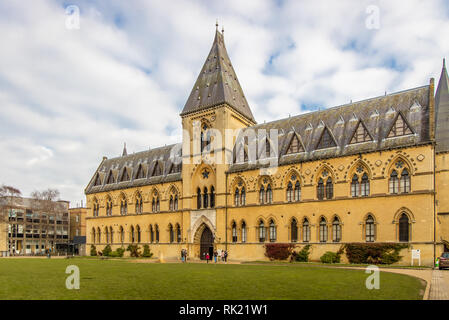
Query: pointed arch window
[
  {"left": 303, "top": 219, "right": 310, "bottom": 243},
  {"left": 361, "top": 173, "right": 370, "bottom": 196},
  {"left": 400, "top": 169, "right": 410, "bottom": 193},
  {"left": 197, "top": 188, "right": 202, "bottom": 209},
  {"left": 106, "top": 198, "right": 112, "bottom": 216},
  {"left": 169, "top": 224, "right": 174, "bottom": 243},
  {"left": 120, "top": 196, "right": 128, "bottom": 215},
  {"left": 389, "top": 170, "right": 399, "bottom": 194},
  {"left": 240, "top": 188, "right": 246, "bottom": 206},
  {"left": 155, "top": 225, "right": 159, "bottom": 243},
  {"left": 317, "top": 127, "right": 336, "bottom": 150},
  {"left": 176, "top": 224, "right": 181, "bottom": 243},
  {"left": 259, "top": 220, "right": 266, "bottom": 242},
  {"left": 317, "top": 178, "right": 325, "bottom": 200},
  {"left": 291, "top": 218, "right": 298, "bottom": 243},
  {"left": 350, "top": 122, "right": 372, "bottom": 144},
  {"left": 266, "top": 184, "right": 273, "bottom": 204},
  {"left": 269, "top": 220, "right": 277, "bottom": 242},
  {"left": 351, "top": 174, "right": 360, "bottom": 197},
  {"left": 110, "top": 227, "right": 114, "bottom": 244},
  {"left": 169, "top": 196, "right": 174, "bottom": 211},
  {"left": 174, "top": 195, "right": 179, "bottom": 210},
  {"left": 91, "top": 227, "right": 96, "bottom": 244},
  {"left": 366, "top": 215, "right": 375, "bottom": 242},
  {"left": 93, "top": 200, "right": 99, "bottom": 217},
  {"left": 135, "top": 194, "right": 143, "bottom": 214},
  {"left": 259, "top": 185, "right": 265, "bottom": 204},
  {"left": 136, "top": 164, "right": 145, "bottom": 179},
  {"left": 136, "top": 225, "right": 141, "bottom": 243},
  {"left": 399, "top": 213, "right": 410, "bottom": 242},
  {"left": 294, "top": 181, "right": 301, "bottom": 202},
  {"left": 120, "top": 169, "right": 129, "bottom": 182},
  {"left": 210, "top": 187, "right": 215, "bottom": 208},
  {"left": 287, "top": 182, "right": 293, "bottom": 202},
  {"left": 232, "top": 221, "right": 237, "bottom": 243},
  {"left": 150, "top": 225, "right": 154, "bottom": 243},
  {"left": 203, "top": 187, "right": 209, "bottom": 208},
  {"left": 234, "top": 188, "right": 240, "bottom": 206},
  {"left": 106, "top": 171, "right": 115, "bottom": 184},
  {"left": 325, "top": 178, "right": 333, "bottom": 199},
  {"left": 105, "top": 227, "right": 109, "bottom": 244},
  {"left": 119, "top": 226, "right": 124, "bottom": 243},
  {"left": 241, "top": 221, "right": 247, "bottom": 243},
  {"left": 130, "top": 226, "right": 135, "bottom": 243},
  {"left": 332, "top": 217, "right": 341, "bottom": 243},
  {"left": 319, "top": 218, "right": 328, "bottom": 243}
]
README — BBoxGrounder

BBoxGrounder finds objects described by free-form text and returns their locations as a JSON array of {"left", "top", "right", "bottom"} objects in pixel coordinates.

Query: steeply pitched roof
[
  {"left": 180, "top": 30, "right": 255, "bottom": 123},
  {"left": 229, "top": 85, "right": 431, "bottom": 173},
  {"left": 436, "top": 59, "right": 449, "bottom": 153},
  {"left": 85, "top": 144, "right": 182, "bottom": 195}
]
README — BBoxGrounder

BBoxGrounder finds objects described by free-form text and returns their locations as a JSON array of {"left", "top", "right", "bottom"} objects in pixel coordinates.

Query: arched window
[
  {"left": 169, "top": 196, "right": 174, "bottom": 211},
  {"left": 176, "top": 224, "right": 181, "bottom": 243},
  {"left": 150, "top": 225, "right": 154, "bottom": 243},
  {"left": 399, "top": 213, "right": 410, "bottom": 242},
  {"left": 291, "top": 218, "right": 298, "bottom": 243},
  {"left": 174, "top": 195, "right": 179, "bottom": 211},
  {"left": 130, "top": 226, "right": 135, "bottom": 243},
  {"left": 210, "top": 187, "right": 215, "bottom": 208},
  {"left": 120, "top": 196, "right": 127, "bottom": 215},
  {"left": 366, "top": 215, "right": 375, "bottom": 242},
  {"left": 317, "top": 178, "right": 325, "bottom": 200},
  {"left": 155, "top": 225, "right": 159, "bottom": 243},
  {"left": 389, "top": 170, "right": 399, "bottom": 194},
  {"left": 120, "top": 226, "right": 124, "bottom": 243},
  {"left": 240, "top": 188, "right": 246, "bottom": 206},
  {"left": 351, "top": 174, "right": 359, "bottom": 197},
  {"left": 234, "top": 188, "right": 240, "bottom": 206},
  {"left": 259, "top": 220, "right": 266, "bottom": 242},
  {"left": 241, "top": 221, "right": 247, "bottom": 243},
  {"left": 287, "top": 182, "right": 293, "bottom": 202},
  {"left": 97, "top": 228, "right": 101, "bottom": 244},
  {"left": 400, "top": 169, "right": 410, "bottom": 193},
  {"left": 325, "top": 178, "right": 333, "bottom": 199},
  {"left": 92, "top": 227, "right": 96, "bottom": 244},
  {"left": 361, "top": 173, "right": 370, "bottom": 196},
  {"left": 137, "top": 225, "right": 141, "bottom": 243},
  {"left": 203, "top": 187, "right": 208, "bottom": 208},
  {"left": 135, "top": 194, "right": 143, "bottom": 214},
  {"left": 110, "top": 227, "right": 114, "bottom": 243},
  {"left": 303, "top": 219, "right": 310, "bottom": 243},
  {"left": 169, "top": 224, "right": 174, "bottom": 243},
  {"left": 106, "top": 198, "right": 112, "bottom": 216},
  {"left": 93, "top": 199, "right": 99, "bottom": 217},
  {"left": 294, "top": 181, "right": 301, "bottom": 202},
  {"left": 105, "top": 227, "right": 109, "bottom": 244},
  {"left": 259, "top": 185, "right": 265, "bottom": 204},
  {"left": 332, "top": 217, "right": 341, "bottom": 243},
  {"left": 232, "top": 221, "right": 237, "bottom": 243},
  {"left": 319, "top": 217, "right": 327, "bottom": 243},
  {"left": 269, "top": 220, "right": 276, "bottom": 242},
  {"left": 266, "top": 185, "right": 273, "bottom": 204},
  {"left": 197, "top": 187, "right": 202, "bottom": 209}
]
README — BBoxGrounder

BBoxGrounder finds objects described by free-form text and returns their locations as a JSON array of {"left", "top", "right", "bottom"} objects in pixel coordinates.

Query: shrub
[
  {"left": 102, "top": 245, "right": 112, "bottom": 257},
  {"left": 109, "top": 247, "right": 125, "bottom": 258},
  {"left": 90, "top": 245, "right": 97, "bottom": 256},
  {"left": 126, "top": 244, "right": 141, "bottom": 258},
  {"left": 292, "top": 245, "right": 311, "bottom": 262},
  {"left": 320, "top": 251, "right": 341, "bottom": 264},
  {"left": 142, "top": 245, "right": 153, "bottom": 258},
  {"left": 264, "top": 243, "right": 295, "bottom": 261},
  {"left": 344, "top": 243, "right": 408, "bottom": 265}
]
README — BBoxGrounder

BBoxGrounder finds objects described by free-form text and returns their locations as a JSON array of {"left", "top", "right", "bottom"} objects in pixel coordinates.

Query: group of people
[
  {"left": 180, "top": 249, "right": 188, "bottom": 263},
  {"left": 204, "top": 249, "right": 228, "bottom": 263}
]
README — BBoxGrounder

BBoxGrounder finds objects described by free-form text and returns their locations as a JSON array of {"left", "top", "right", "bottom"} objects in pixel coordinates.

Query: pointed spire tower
[
  {"left": 181, "top": 27, "right": 256, "bottom": 124},
  {"left": 435, "top": 59, "right": 449, "bottom": 152}
]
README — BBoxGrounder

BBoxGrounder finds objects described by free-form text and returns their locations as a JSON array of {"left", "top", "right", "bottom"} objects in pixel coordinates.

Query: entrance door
[{"left": 200, "top": 227, "right": 214, "bottom": 260}]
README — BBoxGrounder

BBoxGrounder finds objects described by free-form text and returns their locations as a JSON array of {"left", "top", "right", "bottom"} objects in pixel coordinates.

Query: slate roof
[
  {"left": 85, "top": 144, "right": 182, "bottom": 195},
  {"left": 180, "top": 30, "right": 256, "bottom": 123},
  {"left": 435, "top": 59, "right": 449, "bottom": 153},
  {"left": 229, "top": 85, "right": 431, "bottom": 173}
]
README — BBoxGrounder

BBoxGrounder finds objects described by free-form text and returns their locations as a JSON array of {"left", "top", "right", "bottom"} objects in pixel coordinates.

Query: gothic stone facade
[{"left": 84, "top": 30, "right": 449, "bottom": 266}]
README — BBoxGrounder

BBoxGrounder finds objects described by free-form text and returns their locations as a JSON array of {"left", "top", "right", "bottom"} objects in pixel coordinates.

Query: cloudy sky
[{"left": 0, "top": 0, "right": 448, "bottom": 206}]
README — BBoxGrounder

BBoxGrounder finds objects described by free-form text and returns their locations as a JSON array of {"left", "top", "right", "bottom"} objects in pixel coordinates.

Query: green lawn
[{"left": 0, "top": 258, "right": 425, "bottom": 300}]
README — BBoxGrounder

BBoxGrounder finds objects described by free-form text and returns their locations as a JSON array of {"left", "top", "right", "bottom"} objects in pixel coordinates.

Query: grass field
[{"left": 0, "top": 258, "right": 426, "bottom": 300}]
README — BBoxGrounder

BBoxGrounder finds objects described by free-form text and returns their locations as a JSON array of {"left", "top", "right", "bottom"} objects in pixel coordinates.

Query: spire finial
[
  {"left": 222, "top": 25, "right": 224, "bottom": 35},
  {"left": 444, "top": 58, "right": 446, "bottom": 69},
  {"left": 216, "top": 19, "right": 218, "bottom": 31},
  {"left": 122, "top": 142, "right": 127, "bottom": 156}
]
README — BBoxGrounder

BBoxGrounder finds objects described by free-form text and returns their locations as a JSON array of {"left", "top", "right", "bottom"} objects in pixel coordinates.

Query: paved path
[{"left": 429, "top": 269, "right": 449, "bottom": 300}]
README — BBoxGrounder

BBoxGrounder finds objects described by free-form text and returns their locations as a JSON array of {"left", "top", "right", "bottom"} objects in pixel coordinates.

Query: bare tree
[
  {"left": 30, "top": 188, "right": 62, "bottom": 212},
  {"left": 0, "top": 185, "right": 22, "bottom": 198}
]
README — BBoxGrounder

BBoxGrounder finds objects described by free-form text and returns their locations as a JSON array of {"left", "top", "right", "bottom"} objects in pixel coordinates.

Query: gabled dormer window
[
  {"left": 152, "top": 162, "right": 162, "bottom": 177},
  {"left": 350, "top": 121, "right": 373, "bottom": 144},
  {"left": 93, "top": 174, "right": 102, "bottom": 186},
  {"left": 316, "top": 127, "right": 337, "bottom": 150},
  {"left": 387, "top": 113, "right": 413, "bottom": 138},
  {"left": 286, "top": 134, "right": 304, "bottom": 154},
  {"left": 119, "top": 169, "right": 129, "bottom": 182},
  {"left": 106, "top": 171, "right": 115, "bottom": 184},
  {"left": 135, "top": 164, "right": 145, "bottom": 179}
]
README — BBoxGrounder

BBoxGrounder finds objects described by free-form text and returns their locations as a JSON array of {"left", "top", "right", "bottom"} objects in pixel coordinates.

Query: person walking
[
  {"left": 206, "top": 252, "right": 210, "bottom": 263},
  {"left": 214, "top": 250, "right": 218, "bottom": 263},
  {"left": 181, "top": 249, "right": 184, "bottom": 263},
  {"left": 221, "top": 250, "right": 225, "bottom": 262},
  {"left": 224, "top": 250, "right": 228, "bottom": 263}
]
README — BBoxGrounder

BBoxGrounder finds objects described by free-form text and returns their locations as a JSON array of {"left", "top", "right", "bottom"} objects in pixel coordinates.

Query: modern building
[
  {"left": 84, "top": 28, "right": 449, "bottom": 265},
  {"left": 69, "top": 207, "right": 87, "bottom": 255},
  {"left": 0, "top": 196, "right": 70, "bottom": 256}
]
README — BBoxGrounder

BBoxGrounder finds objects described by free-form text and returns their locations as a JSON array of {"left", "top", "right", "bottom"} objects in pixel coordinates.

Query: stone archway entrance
[{"left": 200, "top": 226, "right": 214, "bottom": 260}]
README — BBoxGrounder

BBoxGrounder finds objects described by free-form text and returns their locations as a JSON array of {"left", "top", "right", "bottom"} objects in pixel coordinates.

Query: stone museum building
[{"left": 84, "top": 28, "right": 449, "bottom": 265}]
